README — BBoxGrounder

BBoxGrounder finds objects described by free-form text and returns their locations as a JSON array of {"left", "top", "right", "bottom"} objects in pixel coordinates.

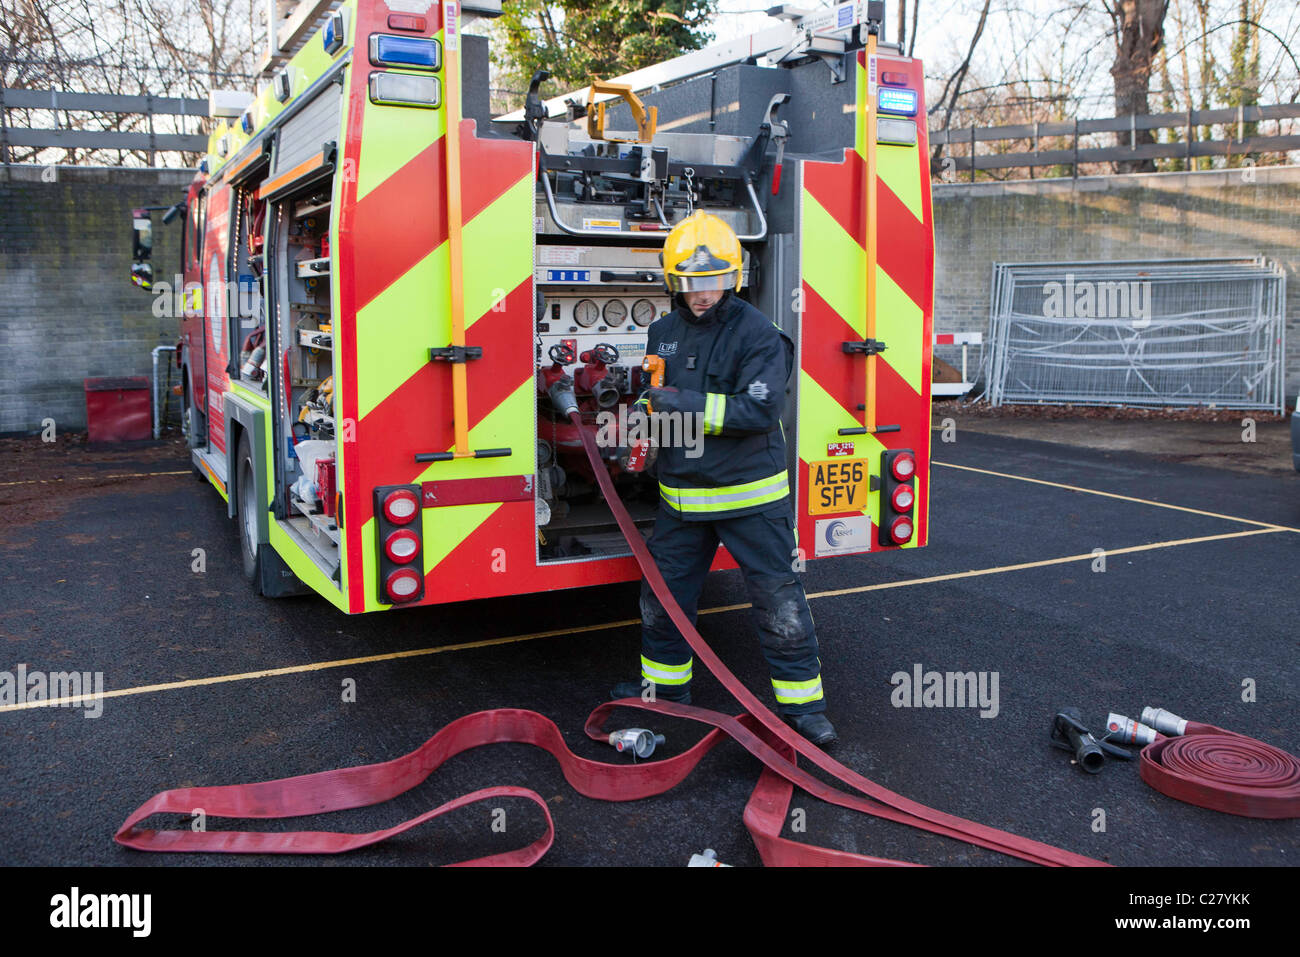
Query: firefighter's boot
[
  {"left": 784, "top": 711, "right": 838, "bottom": 747},
  {"left": 610, "top": 679, "right": 691, "bottom": 705}
]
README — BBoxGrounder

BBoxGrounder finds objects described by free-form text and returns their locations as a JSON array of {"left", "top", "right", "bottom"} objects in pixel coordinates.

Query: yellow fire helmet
[{"left": 661, "top": 211, "right": 743, "bottom": 293}]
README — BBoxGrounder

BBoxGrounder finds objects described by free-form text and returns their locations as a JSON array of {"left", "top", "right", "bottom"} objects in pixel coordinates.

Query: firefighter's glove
[
  {"left": 547, "top": 376, "right": 579, "bottom": 417},
  {"left": 646, "top": 386, "right": 704, "bottom": 416}
]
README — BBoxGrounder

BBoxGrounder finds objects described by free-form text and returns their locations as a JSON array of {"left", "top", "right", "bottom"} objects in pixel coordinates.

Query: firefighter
[{"left": 607, "top": 211, "right": 836, "bottom": 745}]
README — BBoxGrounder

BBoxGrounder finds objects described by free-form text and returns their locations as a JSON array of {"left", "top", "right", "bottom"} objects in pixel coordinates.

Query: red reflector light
[
  {"left": 891, "top": 484, "right": 915, "bottom": 511},
  {"left": 384, "top": 529, "right": 420, "bottom": 563},
  {"left": 881, "top": 71, "right": 909, "bottom": 86},
  {"left": 891, "top": 453, "right": 916, "bottom": 481},
  {"left": 387, "top": 13, "right": 427, "bottom": 31},
  {"left": 383, "top": 489, "right": 419, "bottom": 524},
  {"left": 386, "top": 567, "right": 422, "bottom": 601},
  {"left": 889, "top": 515, "right": 914, "bottom": 544}
]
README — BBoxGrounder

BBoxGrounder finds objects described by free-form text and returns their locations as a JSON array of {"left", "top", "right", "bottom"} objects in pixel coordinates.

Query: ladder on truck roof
[
  {"left": 258, "top": 0, "right": 346, "bottom": 75},
  {"left": 258, "top": 0, "right": 504, "bottom": 75},
  {"left": 497, "top": 0, "right": 893, "bottom": 123}
]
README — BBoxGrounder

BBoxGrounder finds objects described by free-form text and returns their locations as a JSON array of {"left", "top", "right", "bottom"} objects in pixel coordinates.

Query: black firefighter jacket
[{"left": 643, "top": 292, "right": 794, "bottom": 521}]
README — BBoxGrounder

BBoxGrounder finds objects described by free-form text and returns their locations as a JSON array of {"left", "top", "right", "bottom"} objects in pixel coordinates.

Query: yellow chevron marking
[
  {"left": 356, "top": 31, "right": 448, "bottom": 200},
  {"left": 421, "top": 501, "right": 501, "bottom": 571},
  {"left": 797, "top": 371, "right": 884, "bottom": 529},
  {"left": 873, "top": 264, "right": 924, "bottom": 396},
  {"left": 801, "top": 192, "right": 865, "bottom": 337},
  {"left": 413, "top": 380, "right": 533, "bottom": 483},
  {"left": 877, "top": 144, "right": 925, "bottom": 224},
  {"left": 462, "top": 173, "right": 534, "bottom": 327},
  {"left": 355, "top": 242, "right": 450, "bottom": 421}
]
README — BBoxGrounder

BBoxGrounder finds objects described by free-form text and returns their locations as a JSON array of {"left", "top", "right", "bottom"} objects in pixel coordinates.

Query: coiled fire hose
[
  {"left": 115, "top": 416, "right": 1106, "bottom": 866},
  {"left": 1136, "top": 709, "right": 1300, "bottom": 819}
]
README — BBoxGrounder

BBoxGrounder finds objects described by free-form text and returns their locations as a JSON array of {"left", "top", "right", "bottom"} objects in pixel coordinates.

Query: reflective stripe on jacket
[{"left": 645, "top": 293, "right": 794, "bottom": 521}]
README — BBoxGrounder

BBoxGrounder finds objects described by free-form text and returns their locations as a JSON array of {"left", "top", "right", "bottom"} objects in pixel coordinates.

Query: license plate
[{"left": 808, "top": 459, "right": 870, "bottom": 515}]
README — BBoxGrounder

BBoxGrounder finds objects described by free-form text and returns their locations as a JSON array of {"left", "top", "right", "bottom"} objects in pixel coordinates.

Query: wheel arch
[{"left": 222, "top": 393, "right": 268, "bottom": 544}]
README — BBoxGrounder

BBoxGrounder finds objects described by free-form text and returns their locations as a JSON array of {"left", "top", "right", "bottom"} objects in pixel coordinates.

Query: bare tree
[
  {"left": 1104, "top": 0, "right": 1170, "bottom": 172},
  {"left": 928, "top": 0, "right": 993, "bottom": 172},
  {"left": 1, "top": 0, "right": 263, "bottom": 166}
]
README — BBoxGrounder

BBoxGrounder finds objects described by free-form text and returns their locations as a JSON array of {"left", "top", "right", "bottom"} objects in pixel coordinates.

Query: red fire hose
[
  {"left": 115, "top": 417, "right": 1106, "bottom": 866},
  {"left": 1140, "top": 723, "right": 1300, "bottom": 819}
]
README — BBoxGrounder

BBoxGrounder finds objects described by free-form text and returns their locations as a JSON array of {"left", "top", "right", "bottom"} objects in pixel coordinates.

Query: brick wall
[
  {"left": 0, "top": 165, "right": 193, "bottom": 433},
  {"left": 932, "top": 165, "right": 1300, "bottom": 400}
]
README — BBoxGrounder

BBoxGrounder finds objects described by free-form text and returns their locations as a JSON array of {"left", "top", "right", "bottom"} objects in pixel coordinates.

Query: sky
[{"left": 709, "top": 0, "right": 974, "bottom": 64}]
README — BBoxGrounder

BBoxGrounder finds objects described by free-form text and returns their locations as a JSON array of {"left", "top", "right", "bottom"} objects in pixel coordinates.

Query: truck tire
[{"left": 236, "top": 432, "right": 261, "bottom": 586}]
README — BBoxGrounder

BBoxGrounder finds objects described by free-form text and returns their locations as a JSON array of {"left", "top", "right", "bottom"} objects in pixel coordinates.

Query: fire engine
[{"left": 130, "top": 0, "right": 934, "bottom": 614}]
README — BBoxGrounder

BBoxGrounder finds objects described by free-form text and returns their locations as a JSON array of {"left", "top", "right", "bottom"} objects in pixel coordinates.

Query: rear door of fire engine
[{"left": 202, "top": 183, "right": 234, "bottom": 455}]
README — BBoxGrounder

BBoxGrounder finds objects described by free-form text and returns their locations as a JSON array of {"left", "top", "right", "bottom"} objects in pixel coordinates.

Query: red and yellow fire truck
[{"left": 133, "top": 0, "right": 934, "bottom": 614}]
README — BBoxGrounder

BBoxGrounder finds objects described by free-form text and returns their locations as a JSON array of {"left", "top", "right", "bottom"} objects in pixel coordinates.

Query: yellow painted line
[
  {"left": 933, "top": 460, "right": 1300, "bottom": 532},
  {"left": 0, "top": 470, "right": 188, "bottom": 487},
  {"left": 2, "top": 528, "right": 1283, "bottom": 713},
  {"left": 0, "top": 617, "right": 639, "bottom": 713},
  {"left": 802, "top": 527, "right": 1283, "bottom": 601}
]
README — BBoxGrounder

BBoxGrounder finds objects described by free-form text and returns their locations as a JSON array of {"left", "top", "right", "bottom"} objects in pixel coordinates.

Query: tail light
[
  {"left": 384, "top": 529, "right": 420, "bottom": 563},
  {"left": 879, "top": 449, "right": 916, "bottom": 547},
  {"left": 890, "top": 484, "right": 914, "bottom": 511},
  {"left": 374, "top": 485, "right": 424, "bottom": 603},
  {"left": 383, "top": 488, "right": 419, "bottom": 524},
  {"left": 385, "top": 568, "right": 422, "bottom": 601},
  {"left": 888, "top": 515, "right": 914, "bottom": 544}
]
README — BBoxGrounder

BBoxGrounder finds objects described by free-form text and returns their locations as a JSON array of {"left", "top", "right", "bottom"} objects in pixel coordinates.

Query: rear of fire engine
[{"left": 146, "top": 0, "right": 934, "bottom": 615}]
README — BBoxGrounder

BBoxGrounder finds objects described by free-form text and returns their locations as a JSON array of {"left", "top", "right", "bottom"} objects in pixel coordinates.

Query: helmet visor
[{"left": 667, "top": 271, "right": 738, "bottom": 292}]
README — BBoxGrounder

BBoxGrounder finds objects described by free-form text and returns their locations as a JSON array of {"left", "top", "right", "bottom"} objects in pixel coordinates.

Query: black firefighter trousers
[{"left": 638, "top": 502, "right": 827, "bottom": 715}]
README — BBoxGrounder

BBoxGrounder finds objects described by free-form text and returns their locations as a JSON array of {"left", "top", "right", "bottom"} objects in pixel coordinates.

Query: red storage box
[{"left": 84, "top": 376, "right": 152, "bottom": 443}]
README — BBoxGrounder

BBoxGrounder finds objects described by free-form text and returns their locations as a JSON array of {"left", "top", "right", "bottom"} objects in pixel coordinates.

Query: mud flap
[{"left": 258, "top": 543, "right": 311, "bottom": 597}]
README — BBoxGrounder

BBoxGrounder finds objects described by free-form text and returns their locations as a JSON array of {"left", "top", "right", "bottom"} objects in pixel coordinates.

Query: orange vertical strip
[
  {"left": 864, "top": 33, "right": 878, "bottom": 431},
  {"left": 444, "top": 1, "right": 469, "bottom": 455}
]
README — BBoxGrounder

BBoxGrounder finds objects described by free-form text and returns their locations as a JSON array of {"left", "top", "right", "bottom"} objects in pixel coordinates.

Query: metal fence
[
  {"left": 987, "top": 258, "right": 1288, "bottom": 413},
  {"left": 0, "top": 88, "right": 208, "bottom": 164},
  {"left": 932, "top": 103, "right": 1300, "bottom": 180}
]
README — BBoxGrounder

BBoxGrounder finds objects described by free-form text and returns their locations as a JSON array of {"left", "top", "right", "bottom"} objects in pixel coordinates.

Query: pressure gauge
[
  {"left": 603, "top": 299, "right": 627, "bottom": 324},
  {"left": 573, "top": 299, "right": 599, "bottom": 327},
  {"left": 632, "top": 299, "right": 657, "bottom": 327}
]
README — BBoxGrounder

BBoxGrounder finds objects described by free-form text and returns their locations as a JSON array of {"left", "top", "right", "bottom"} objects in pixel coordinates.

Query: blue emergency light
[
  {"left": 369, "top": 34, "right": 442, "bottom": 71},
  {"left": 323, "top": 10, "right": 346, "bottom": 54},
  {"left": 877, "top": 87, "right": 918, "bottom": 116}
]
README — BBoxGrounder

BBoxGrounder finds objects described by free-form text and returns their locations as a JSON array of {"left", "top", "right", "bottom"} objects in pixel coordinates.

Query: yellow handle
[
  {"left": 641, "top": 355, "right": 665, "bottom": 413},
  {"left": 586, "top": 80, "right": 657, "bottom": 144}
]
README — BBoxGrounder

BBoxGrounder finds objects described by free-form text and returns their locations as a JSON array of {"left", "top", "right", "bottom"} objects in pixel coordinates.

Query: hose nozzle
[
  {"left": 608, "top": 728, "right": 665, "bottom": 759},
  {"left": 1050, "top": 707, "right": 1105, "bottom": 773},
  {"left": 1105, "top": 712, "right": 1158, "bottom": 746},
  {"left": 1140, "top": 707, "right": 1188, "bottom": 737}
]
